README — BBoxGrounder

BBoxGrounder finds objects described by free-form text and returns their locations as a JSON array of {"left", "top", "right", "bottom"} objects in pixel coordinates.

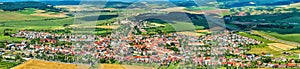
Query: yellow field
[
  {"left": 268, "top": 45, "right": 283, "bottom": 51},
  {"left": 247, "top": 46, "right": 276, "bottom": 54},
  {"left": 99, "top": 64, "right": 126, "bottom": 69},
  {"left": 95, "top": 26, "right": 120, "bottom": 29},
  {"left": 99, "top": 64, "right": 155, "bottom": 69},
  {"left": 30, "top": 10, "right": 67, "bottom": 17},
  {"left": 196, "top": 30, "right": 210, "bottom": 33},
  {"left": 122, "top": 65, "right": 155, "bottom": 69},
  {"left": 150, "top": 23, "right": 166, "bottom": 27},
  {"left": 268, "top": 43, "right": 297, "bottom": 51},
  {"left": 159, "top": 7, "right": 203, "bottom": 14},
  {"left": 70, "top": 25, "right": 120, "bottom": 29},
  {"left": 176, "top": 31, "right": 205, "bottom": 36},
  {"left": 12, "top": 59, "right": 90, "bottom": 69}
]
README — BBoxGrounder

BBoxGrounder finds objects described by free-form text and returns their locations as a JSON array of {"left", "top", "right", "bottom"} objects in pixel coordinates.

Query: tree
[
  {"left": 0, "top": 43, "right": 5, "bottom": 48},
  {"left": 0, "top": 55, "right": 2, "bottom": 61},
  {"left": 15, "top": 54, "right": 22, "bottom": 62}
]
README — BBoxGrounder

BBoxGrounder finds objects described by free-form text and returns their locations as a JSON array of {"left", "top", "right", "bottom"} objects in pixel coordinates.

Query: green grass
[
  {"left": 0, "top": 35, "right": 25, "bottom": 42},
  {"left": 259, "top": 31, "right": 300, "bottom": 43},
  {"left": 184, "top": 6, "right": 217, "bottom": 11},
  {"left": 0, "top": 61, "right": 20, "bottom": 69},
  {"left": 233, "top": 14, "right": 292, "bottom": 22},
  {"left": 247, "top": 44, "right": 275, "bottom": 55},
  {"left": 220, "top": 11, "right": 232, "bottom": 17},
  {"left": 171, "top": 21, "right": 196, "bottom": 31},
  {"left": 1, "top": 18, "right": 74, "bottom": 30},
  {"left": 194, "top": 26, "right": 205, "bottom": 30},
  {"left": 0, "top": 17, "right": 74, "bottom": 42},
  {"left": 277, "top": 16, "right": 300, "bottom": 23},
  {"left": 236, "top": 32, "right": 275, "bottom": 43},
  {"left": 17, "top": 8, "right": 36, "bottom": 15},
  {"left": 247, "top": 44, "right": 300, "bottom": 59},
  {"left": 0, "top": 11, "right": 50, "bottom": 22}
]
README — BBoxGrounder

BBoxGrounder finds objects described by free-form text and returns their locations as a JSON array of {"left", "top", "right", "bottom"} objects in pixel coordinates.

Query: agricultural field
[
  {"left": 98, "top": 64, "right": 155, "bottom": 69},
  {"left": 238, "top": 31, "right": 299, "bottom": 59},
  {"left": 143, "top": 21, "right": 207, "bottom": 36},
  {"left": 247, "top": 45, "right": 275, "bottom": 55},
  {"left": 236, "top": 32, "right": 275, "bottom": 43},
  {"left": 0, "top": 11, "right": 50, "bottom": 22},
  {"left": 12, "top": 59, "right": 90, "bottom": 69},
  {"left": 0, "top": 35, "right": 25, "bottom": 42},
  {"left": 0, "top": 18, "right": 73, "bottom": 42},
  {"left": 0, "top": 61, "right": 20, "bottom": 69},
  {"left": 0, "top": 8, "right": 68, "bottom": 22},
  {"left": 99, "top": 64, "right": 126, "bottom": 69},
  {"left": 171, "top": 21, "right": 197, "bottom": 31},
  {"left": 184, "top": 6, "right": 218, "bottom": 11},
  {"left": 268, "top": 43, "right": 297, "bottom": 51},
  {"left": 0, "top": 17, "right": 73, "bottom": 30},
  {"left": 247, "top": 43, "right": 300, "bottom": 59},
  {"left": 257, "top": 30, "right": 300, "bottom": 43},
  {"left": 176, "top": 31, "right": 205, "bottom": 36},
  {"left": 17, "top": 8, "right": 36, "bottom": 15},
  {"left": 232, "top": 13, "right": 300, "bottom": 43}
]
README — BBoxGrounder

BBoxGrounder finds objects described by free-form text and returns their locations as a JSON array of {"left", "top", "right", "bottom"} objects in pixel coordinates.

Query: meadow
[
  {"left": 184, "top": 6, "right": 218, "bottom": 11},
  {"left": 258, "top": 31, "right": 300, "bottom": 43},
  {"left": 0, "top": 61, "right": 20, "bottom": 69},
  {"left": 236, "top": 32, "right": 275, "bottom": 43},
  {"left": 0, "top": 11, "right": 50, "bottom": 22},
  {"left": 237, "top": 32, "right": 299, "bottom": 59}
]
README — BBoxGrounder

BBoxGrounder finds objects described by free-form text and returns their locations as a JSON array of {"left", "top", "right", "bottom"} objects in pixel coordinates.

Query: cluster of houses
[{"left": 1, "top": 19, "right": 300, "bottom": 68}]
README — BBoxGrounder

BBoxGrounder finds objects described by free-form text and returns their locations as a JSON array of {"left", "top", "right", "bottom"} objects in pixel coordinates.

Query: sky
[{"left": 0, "top": 0, "right": 184, "bottom": 2}]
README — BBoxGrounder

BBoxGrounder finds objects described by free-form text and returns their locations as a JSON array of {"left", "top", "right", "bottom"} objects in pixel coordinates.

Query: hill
[{"left": 0, "top": 1, "right": 62, "bottom": 12}]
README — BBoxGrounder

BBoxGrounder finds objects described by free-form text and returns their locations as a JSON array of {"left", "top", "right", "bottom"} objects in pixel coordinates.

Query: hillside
[{"left": 0, "top": 2, "right": 62, "bottom": 12}]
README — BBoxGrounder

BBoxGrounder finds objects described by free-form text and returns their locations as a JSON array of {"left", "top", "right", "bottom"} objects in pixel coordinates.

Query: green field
[
  {"left": 0, "top": 11, "right": 51, "bottom": 22},
  {"left": 0, "top": 61, "right": 20, "bottom": 69},
  {"left": 1, "top": 18, "right": 73, "bottom": 30},
  {"left": 17, "top": 8, "right": 36, "bottom": 15},
  {"left": 247, "top": 44, "right": 275, "bottom": 55},
  {"left": 0, "top": 16, "right": 71, "bottom": 42},
  {"left": 184, "top": 6, "right": 217, "bottom": 11},
  {"left": 236, "top": 32, "right": 275, "bottom": 43},
  {"left": 171, "top": 21, "right": 197, "bottom": 31},
  {"left": 233, "top": 13, "right": 300, "bottom": 43},
  {"left": 259, "top": 31, "right": 300, "bottom": 43}
]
